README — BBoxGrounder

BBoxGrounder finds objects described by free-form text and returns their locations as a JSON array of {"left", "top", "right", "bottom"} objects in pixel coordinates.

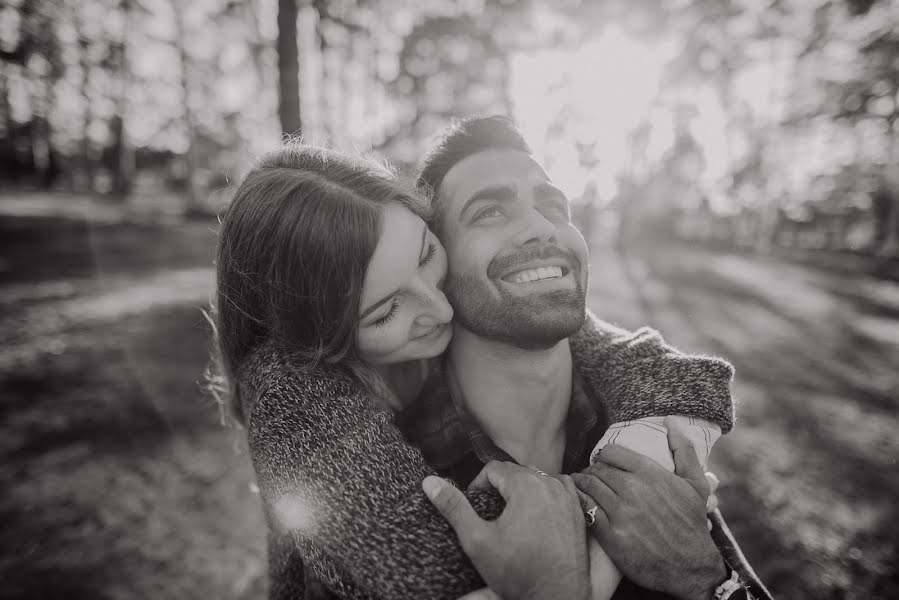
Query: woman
[
  {"left": 211, "top": 144, "right": 561, "bottom": 599},
  {"left": 209, "top": 144, "right": 737, "bottom": 599}
]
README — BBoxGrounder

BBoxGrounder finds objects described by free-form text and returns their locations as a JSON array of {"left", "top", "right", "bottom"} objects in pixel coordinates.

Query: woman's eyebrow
[{"left": 360, "top": 293, "right": 394, "bottom": 320}]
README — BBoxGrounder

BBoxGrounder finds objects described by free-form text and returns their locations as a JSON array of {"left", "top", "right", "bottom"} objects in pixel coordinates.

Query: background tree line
[{"left": 2, "top": 0, "right": 898, "bottom": 253}]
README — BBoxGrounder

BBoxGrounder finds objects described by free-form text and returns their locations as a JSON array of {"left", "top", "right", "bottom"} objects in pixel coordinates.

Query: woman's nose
[{"left": 416, "top": 282, "right": 454, "bottom": 326}]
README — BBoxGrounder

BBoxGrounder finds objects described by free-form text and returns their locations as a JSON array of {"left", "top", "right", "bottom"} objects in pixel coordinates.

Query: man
[{"left": 402, "top": 116, "right": 770, "bottom": 599}]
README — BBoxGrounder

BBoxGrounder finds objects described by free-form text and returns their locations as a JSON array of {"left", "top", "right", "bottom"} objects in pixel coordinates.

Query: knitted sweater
[{"left": 238, "top": 312, "right": 736, "bottom": 600}]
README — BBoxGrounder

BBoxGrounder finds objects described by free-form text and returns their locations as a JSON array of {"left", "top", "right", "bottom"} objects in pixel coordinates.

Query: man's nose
[{"left": 514, "top": 206, "right": 558, "bottom": 247}]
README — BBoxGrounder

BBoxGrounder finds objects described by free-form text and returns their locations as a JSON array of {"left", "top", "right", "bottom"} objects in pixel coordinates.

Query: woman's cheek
[
  {"left": 358, "top": 328, "right": 397, "bottom": 363},
  {"left": 379, "top": 320, "right": 410, "bottom": 360}
]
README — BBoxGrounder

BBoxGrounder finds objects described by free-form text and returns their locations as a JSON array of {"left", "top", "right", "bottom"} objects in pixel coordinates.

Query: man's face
[{"left": 435, "top": 149, "right": 589, "bottom": 349}]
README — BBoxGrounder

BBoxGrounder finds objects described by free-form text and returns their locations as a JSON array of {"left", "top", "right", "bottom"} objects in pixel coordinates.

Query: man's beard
[{"left": 444, "top": 250, "right": 587, "bottom": 350}]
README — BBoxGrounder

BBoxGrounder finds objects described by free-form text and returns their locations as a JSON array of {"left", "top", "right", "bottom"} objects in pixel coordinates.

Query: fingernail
[{"left": 422, "top": 476, "right": 443, "bottom": 499}]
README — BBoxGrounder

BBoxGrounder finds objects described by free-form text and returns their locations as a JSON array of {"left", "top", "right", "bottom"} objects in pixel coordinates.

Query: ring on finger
[{"left": 584, "top": 505, "right": 599, "bottom": 527}]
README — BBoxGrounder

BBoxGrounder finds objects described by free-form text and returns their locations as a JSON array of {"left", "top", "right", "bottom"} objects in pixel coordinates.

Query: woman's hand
[
  {"left": 573, "top": 422, "right": 727, "bottom": 600},
  {"left": 425, "top": 461, "right": 591, "bottom": 600}
]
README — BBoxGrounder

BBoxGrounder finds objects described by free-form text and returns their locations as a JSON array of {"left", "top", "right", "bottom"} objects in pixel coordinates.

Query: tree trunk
[
  {"left": 340, "top": 30, "right": 353, "bottom": 145},
  {"left": 314, "top": 0, "right": 331, "bottom": 141},
  {"left": 74, "top": 14, "right": 95, "bottom": 192},
  {"left": 32, "top": 114, "right": 53, "bottom": 189},
  {"left": 0, "top": 63, "right": 16, "bottom": 183},
  {"left": 244, "top": 0, "right": 270, "bottom": 142},
  {"left": 277, "top": 0, "right": 301, "bottom": 137},
  {"left": 172, "top": 0, "right": 200, "bottom": 211},
  {"left": 109, "top": 114, "right": 132, "bottom": 195},
  {"left": 111, "top": 1, "right": 133, "bottom": 196},
  {"left": 879, "top": 116, "right": 899, "bottom": 256}
]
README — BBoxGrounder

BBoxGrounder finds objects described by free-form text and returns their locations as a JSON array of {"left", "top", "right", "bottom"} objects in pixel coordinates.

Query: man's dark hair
[{"left": 417, "top": 115, "right": 531, "bottom": 228}]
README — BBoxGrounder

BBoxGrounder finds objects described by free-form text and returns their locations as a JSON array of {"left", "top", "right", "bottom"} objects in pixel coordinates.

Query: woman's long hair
[{"left": 207, "top": 144, "right": 428, "bottom": 426}]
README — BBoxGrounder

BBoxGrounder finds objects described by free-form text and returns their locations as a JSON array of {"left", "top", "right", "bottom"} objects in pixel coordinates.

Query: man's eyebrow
[
  {"left": 458, "top": 184, "right": 516, "bottom": 222},
  {"left": 534, "top": 181, "right": 567, "bottom": 199}
]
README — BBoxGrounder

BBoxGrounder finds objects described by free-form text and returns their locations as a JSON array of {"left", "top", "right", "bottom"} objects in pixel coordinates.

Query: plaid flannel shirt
[
  {"left": 398, "top": 358, "right": 601, "bottom": 483},
  {"left": 397, "top": 357, "right": 773, "bottom": 600}
]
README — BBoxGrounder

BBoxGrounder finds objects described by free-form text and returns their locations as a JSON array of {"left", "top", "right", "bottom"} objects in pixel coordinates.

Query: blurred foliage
[{"left": 1, "top": 0, "right": 898, "bottom": 251}]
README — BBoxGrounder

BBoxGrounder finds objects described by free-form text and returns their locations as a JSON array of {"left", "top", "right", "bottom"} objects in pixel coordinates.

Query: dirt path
[
  {"left": 1, "top": 217, "right": 267, "bottom": 599},
  {"left": 589, "top": 241, "right": 899, "bottom": 599}
]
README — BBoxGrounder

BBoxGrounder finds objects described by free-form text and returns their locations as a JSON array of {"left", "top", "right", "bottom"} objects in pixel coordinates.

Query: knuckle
[
  {"left": 586, "top": 476, "right": 605, "bottom": 496},
  {"left": 636, "top": 455, "right": 655, "bottom": 472},
  {"left": 618, "top": 476, "right": 636, "bottom": 495},
  {"left": 441, "top": 489, "right": 464, "bottom": 513},
  {"left": 437, "top": 483, "right": 466, "bottom": 509},
  {"left": 609, "top": 523, "right": 629, "bottom": 540},
  {"left": 586, "top": 464, "right": 607, "bottom": 482},
  {"left": 583, "top": 463, "right": 601, "bottom": 477},
  {"left": 463, "top": 528, "right": 488, "bottom": 554},
  {"left": 572, "top": 472, "right": 595, "bottom": 492}
]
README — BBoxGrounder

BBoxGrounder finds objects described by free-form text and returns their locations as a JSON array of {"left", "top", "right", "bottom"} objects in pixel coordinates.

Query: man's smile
[
  {"left": 489, "top": 252, "right": 581, "bottom": 294},
  {"left": 497, "top": 266, "right": 577, "bottom": 294},
  {"left": 502, "top": 265, "right": 567, "bottom": 284}
]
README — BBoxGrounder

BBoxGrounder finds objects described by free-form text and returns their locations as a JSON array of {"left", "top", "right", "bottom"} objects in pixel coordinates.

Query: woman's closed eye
[
  {"left": 372, "top": 297, "right": 399, "bottom": 327},
  {"left": 420, "top": 241, "right": 436, "bottom": 267}
]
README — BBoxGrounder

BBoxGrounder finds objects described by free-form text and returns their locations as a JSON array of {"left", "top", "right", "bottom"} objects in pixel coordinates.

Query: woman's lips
[{"left": 417, "top": 323, "right": 447, "bottom": 340}]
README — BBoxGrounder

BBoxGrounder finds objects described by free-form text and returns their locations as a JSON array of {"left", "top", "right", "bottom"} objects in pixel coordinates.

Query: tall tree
[
  {"left": 171, "top": 0, "right": 199, "bottom": 209},
  {"left": 72, "top": 5, "right": 96, "bottom": 191},
  {"left": 312, "top": 0, "right": 332, "bottom": 140},
  {"left": 2, "top": 0, "right": 65, "bottom": 186},
  {"left": 277, "top": 0, "right": 301, "bottom": 136},
  {"left": 109, "top": 0, "right": 137, "bottom": 195}
]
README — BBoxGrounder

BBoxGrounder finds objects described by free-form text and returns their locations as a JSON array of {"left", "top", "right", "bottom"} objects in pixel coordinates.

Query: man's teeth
[{"left": 509, "top": 266, "right": 564, "bottom": 283}]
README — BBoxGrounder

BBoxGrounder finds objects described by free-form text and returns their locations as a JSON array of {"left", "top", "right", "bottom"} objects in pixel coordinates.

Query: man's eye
[
  {"left": 473, "top": 206, "right": 504, "bottom": 221},
  {"left": 542, "top": 201, "right": 570, "bottom": 220}
]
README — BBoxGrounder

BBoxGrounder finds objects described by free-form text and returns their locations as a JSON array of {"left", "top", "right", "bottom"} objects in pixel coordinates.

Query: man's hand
[
  {"left": 572, "top": 418, "right": 727, "bottom": 600},
  {"left": 424, "top": 461, "right": 590, "bottom": 600}
]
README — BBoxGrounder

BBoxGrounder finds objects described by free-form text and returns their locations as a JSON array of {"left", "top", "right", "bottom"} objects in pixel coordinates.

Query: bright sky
[
  {"left": 508, "top": 24, "right": 795, "bottom": 203},
  {"left": 13, "top": 5, "right": 861, "bottom": 200}
]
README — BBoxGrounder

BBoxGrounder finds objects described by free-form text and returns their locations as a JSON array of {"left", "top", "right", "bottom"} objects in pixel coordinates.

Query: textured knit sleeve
[
  {"left": 569, "top": 310, "right": 736, "bottom": 433},
  {"left": 245, "top": 366, "right": 505, "bottom": 600}
]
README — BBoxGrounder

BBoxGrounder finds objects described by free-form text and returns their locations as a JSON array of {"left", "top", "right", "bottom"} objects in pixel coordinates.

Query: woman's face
[{"left": 356, "top": 202, "right": 454, "bottom": 364}]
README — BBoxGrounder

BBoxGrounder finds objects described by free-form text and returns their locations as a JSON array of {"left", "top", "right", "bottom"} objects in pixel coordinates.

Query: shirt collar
[{"left": 402, "top": 357, "right": 599, "bottom": 473}]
